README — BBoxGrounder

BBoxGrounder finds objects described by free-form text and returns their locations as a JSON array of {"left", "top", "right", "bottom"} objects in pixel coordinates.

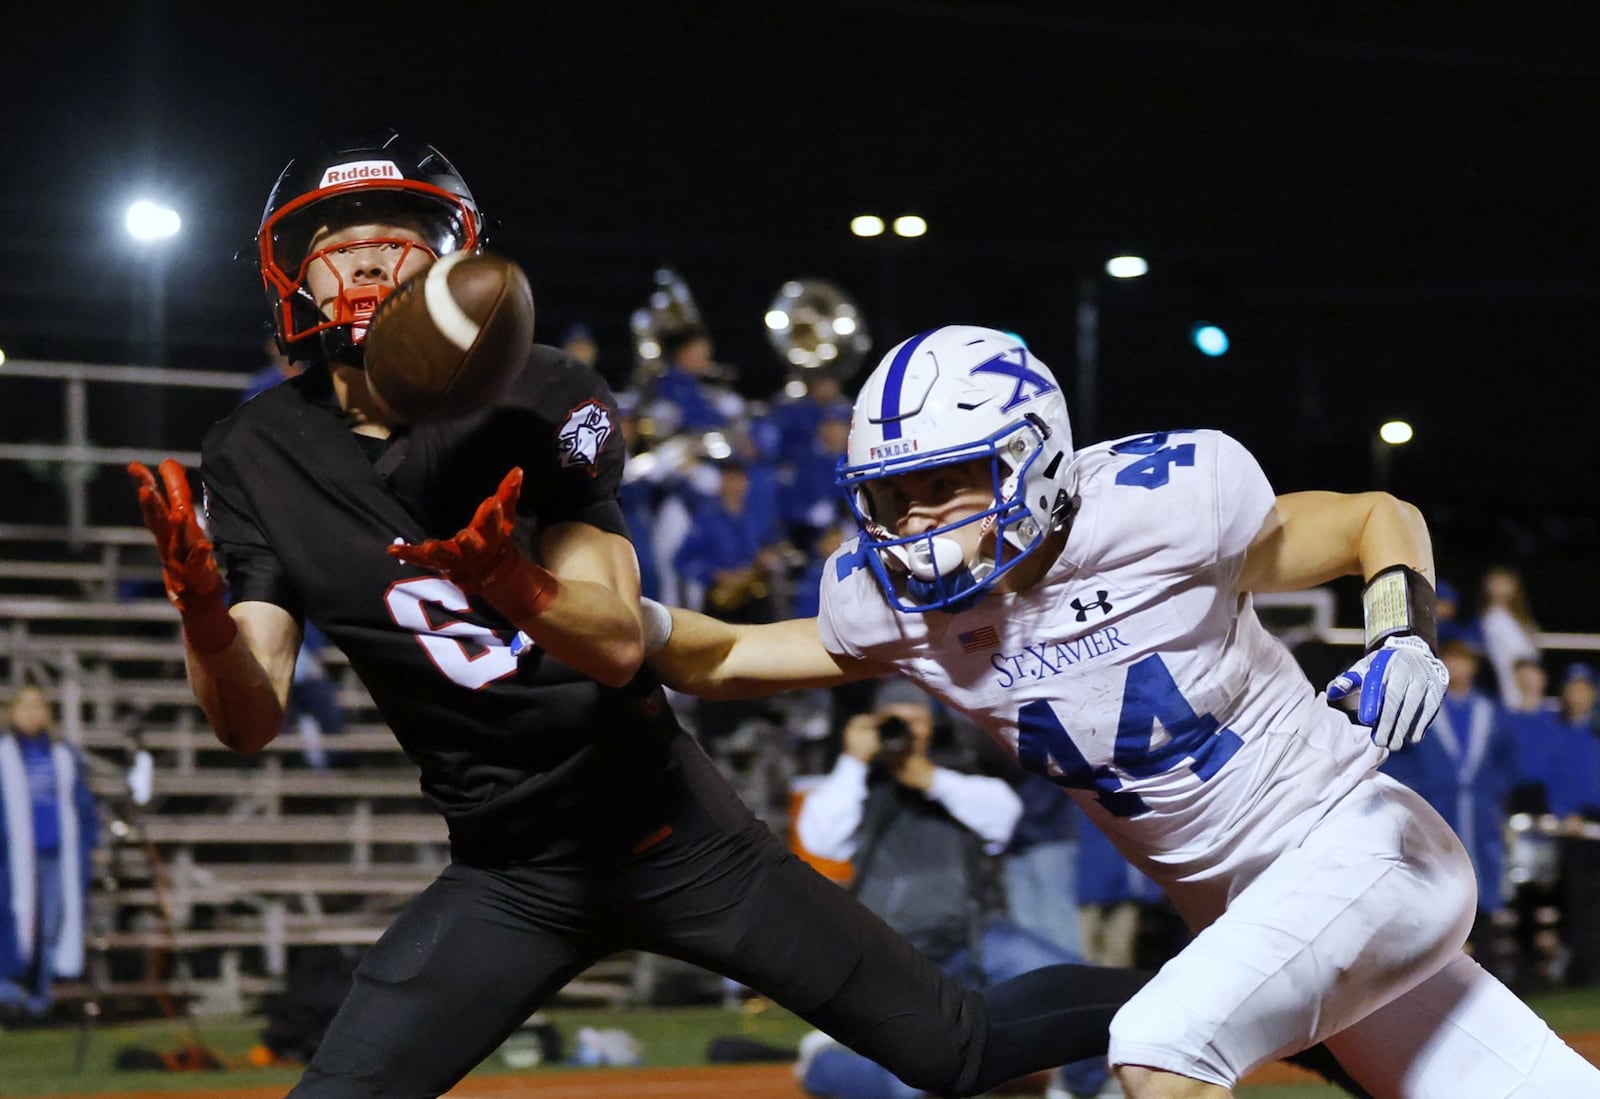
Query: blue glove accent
[
  {"left": 1325, "top": 634, "right": 1448, "bottom": 751},
  {"left": 1359, "top": 647, "right": 1397, "bottom": 727}
]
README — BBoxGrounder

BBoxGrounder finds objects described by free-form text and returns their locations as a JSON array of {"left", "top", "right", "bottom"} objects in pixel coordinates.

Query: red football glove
[
  {"left": 387, "top": 467, "right": 560, "bottom": 622},
  {"left": 128, "top": 460, "right": 236, "bottom": 654}
]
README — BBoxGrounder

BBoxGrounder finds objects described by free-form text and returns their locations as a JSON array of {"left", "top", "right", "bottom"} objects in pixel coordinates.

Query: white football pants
[{"left": 1107, "top": 774, "right": 1600, "bottom": 1094}]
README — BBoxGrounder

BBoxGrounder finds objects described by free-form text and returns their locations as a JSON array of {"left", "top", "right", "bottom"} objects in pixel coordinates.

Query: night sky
[{"left": 3, "top": 2, "right": 1598, "bottom": 622}]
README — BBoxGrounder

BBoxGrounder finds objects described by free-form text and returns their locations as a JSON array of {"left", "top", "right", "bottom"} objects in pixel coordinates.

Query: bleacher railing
[{"left": 0, "top": 358, "right": 251, "bottom": 548}]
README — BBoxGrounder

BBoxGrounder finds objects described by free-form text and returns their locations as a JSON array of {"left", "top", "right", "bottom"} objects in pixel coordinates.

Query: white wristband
[{"left": 640, "top": 597, "right": 674, "bottom": 655}]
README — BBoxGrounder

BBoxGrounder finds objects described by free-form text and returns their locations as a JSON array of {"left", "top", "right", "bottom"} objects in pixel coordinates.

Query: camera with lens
[{"left": 876, "top": 715, "right": 913, "bottom": 754}]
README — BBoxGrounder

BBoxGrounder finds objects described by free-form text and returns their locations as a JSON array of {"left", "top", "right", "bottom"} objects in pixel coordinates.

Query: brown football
[{"left": 364, "top": 251, "right": 535, "bottom": 424}]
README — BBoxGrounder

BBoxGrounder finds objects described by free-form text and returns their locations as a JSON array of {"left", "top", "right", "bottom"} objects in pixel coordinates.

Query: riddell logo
[{"left": 318, "top": 160, "right": 402, "bottom": 187}]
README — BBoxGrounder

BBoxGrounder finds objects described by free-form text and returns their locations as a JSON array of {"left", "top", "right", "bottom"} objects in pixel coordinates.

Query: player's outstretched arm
[
  {"left": 128, "top": 461, "right": 296, "bottom": 754},
  {"left": 644, "top": 606, "right": 891, "bottom": 700},
  {"left": 528, "top": 520, "right": 649, "bottom": 687},
  {"left": 1239, "top": 490, "right": 1433, "bottom": 593}
]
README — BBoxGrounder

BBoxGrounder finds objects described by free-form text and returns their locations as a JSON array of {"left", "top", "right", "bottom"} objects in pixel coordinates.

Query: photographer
[{"left": 794, "top": 680, "right": 1107, "bottom": 1099}]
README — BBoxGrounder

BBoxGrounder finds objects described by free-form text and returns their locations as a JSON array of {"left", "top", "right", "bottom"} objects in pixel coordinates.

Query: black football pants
[{"left": 289, "top": 735, "right": 1148, "bottom": 1098}]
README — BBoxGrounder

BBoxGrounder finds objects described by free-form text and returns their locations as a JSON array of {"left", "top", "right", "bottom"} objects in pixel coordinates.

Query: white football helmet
[{"left": 837, "top": 325, "right": 1075, "bottom": 613}]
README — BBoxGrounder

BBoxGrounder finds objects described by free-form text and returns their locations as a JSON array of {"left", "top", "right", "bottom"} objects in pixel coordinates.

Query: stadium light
[
  {"left": 1379, "top": 420, "right": 1414, "bottom": 446},
  {"left": 851, "top": 214, "right": 886, "bottom": 238},
  {"left": 1105, "top": 255, "right": 1148, "bottom": 279},
  {"left": 892, "top": 215, "right": 928, "bottom": 238},
  {"left": 125, "top": 199, "right": 181, "bottom": 241}
]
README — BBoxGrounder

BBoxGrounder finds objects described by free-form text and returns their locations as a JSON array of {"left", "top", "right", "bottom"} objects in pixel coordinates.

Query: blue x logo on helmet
[{"left": 837, "top": 326, "right": 1076, "bottom": 613}]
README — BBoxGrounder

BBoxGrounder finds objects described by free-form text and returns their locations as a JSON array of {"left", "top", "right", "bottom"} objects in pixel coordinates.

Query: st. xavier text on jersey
[{"left": 989, "top": 625, "right": 1131, "bottom": 688}]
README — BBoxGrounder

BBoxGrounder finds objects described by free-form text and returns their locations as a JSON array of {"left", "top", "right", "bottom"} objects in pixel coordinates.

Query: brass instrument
[
  {"left": 763, "top": 278, "right": 871, "bottom": 383},
  {"left": 628, "top": 267, "right": 705, "bottom": 384}
]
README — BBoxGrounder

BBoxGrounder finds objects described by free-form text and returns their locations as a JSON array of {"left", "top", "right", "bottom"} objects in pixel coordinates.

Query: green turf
[
  {"left": 0, "top": 1003, "right": 815, "bottom": 1096},
  {"left": 0, "top": 988, "right": 1596, "bottom": 1097}
]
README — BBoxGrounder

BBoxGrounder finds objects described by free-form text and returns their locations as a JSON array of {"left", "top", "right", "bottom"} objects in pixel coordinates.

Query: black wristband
[{"left": 1361, "top": 564, "right": 1438, "bottom": 653}]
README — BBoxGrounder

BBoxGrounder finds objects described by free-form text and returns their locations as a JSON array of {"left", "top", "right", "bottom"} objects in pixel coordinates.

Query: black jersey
[{"left": 200, "top": 346, "right": 681, "bottom": 856}]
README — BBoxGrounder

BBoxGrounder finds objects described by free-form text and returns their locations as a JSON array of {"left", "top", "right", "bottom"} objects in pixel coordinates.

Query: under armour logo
[
  {"left": 969, "top": 346, "right": 1057, "bottom": 412},
  {"left": 1071, "top": 591, "right": 1113, "bottom": 621}
]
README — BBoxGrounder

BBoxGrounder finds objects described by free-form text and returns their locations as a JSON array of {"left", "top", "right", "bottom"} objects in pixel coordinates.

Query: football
[{"left": 364, "top": 251, "right": 535, "bottom": 424}]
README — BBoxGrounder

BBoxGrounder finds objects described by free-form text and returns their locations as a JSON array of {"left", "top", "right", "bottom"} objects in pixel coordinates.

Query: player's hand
[
  {"left": 127, "top": 460, "right": 223, "bottom": 610},
  {"left": 1326, "top": 634, "right": 1449, "bottom": 751},
  {"left": 388, "top": 468, "right": 559, "bottom": 621}
]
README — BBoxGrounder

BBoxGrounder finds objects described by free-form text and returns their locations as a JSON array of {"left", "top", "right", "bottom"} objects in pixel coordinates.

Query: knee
[
  {"left": 871, "top": 1023, "right": 972, "bottom": 1097},
  {"left": 809, "top": 989, "right": 980, "bottom": 1098},
  {"left": 1108, "top": 996, "right": 1234, "bottom": 1093},
  {"left": 1115, "top": 1063, "right": 1232, "bottom": 1098}
]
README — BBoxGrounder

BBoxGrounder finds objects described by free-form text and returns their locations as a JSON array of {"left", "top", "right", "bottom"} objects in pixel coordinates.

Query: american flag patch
[{"left": 958, "top": 625, "right": 999, "bottom": 652}]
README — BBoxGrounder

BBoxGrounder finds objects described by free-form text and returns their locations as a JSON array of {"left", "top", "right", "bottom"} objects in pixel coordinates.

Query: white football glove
[{"left": 1326, "top": 634, "right": 1449, "bottom": 751}]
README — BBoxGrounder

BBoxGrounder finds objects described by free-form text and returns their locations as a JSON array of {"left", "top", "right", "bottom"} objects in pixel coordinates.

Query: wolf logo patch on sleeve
[{"left": 557, "top": 400, "right": 613, "bottom": 475}]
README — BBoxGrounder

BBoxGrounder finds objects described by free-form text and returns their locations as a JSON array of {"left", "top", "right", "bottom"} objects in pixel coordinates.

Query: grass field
[{"left": 2, "top": 989, "right": 1598, "bottom": 1098}]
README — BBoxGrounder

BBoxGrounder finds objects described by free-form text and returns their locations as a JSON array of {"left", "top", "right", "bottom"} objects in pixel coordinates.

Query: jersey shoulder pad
[
  {"left": 502, "top": 346, "right": 623, "bottom": 489},
  {"left": 1069, "top": 429, "right": 1275, "bottom": 576},
  {"left": 815, "top": 534, "right": 923, "bottom": 660}
]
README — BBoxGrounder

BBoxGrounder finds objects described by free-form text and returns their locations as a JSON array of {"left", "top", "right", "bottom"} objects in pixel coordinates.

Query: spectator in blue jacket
[
  {"left": 1, "top": 686, "right": 97, "bottom": 1021},
  {"left": 673, "top": 460, "right": 784, "bottom": 624},
  {"left": 1436, "top": 578, "right": 1486, "bottom": 652},
  {"left": 615, "top": 393, "right": 665, "bottom": 601},
  {"left": 1553, "top": 663, "right": 1600, "bottom": 987},
  {"left": 1552, "top": 663, "right": 1600, "bottom": 821},
  {"left": 1382, "top": 640, "right": 1520, "bottom": 953},
  {"left": 650, "top": 326, "right": 739, "bottom": 432},
  {"left": 1504, "top": 657, "right": 1565, "bottom": 814},
  {"left": 785, "top": 405, "right": 854, "bottom": 554},
  {"left": 770, "top": 373, "right": 850, "bottom": 470}
]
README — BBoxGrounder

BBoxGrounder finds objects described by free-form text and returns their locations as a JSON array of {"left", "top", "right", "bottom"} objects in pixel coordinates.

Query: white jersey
[{"left": 817, "top": 428, "right": 1386, "bottom": 927}]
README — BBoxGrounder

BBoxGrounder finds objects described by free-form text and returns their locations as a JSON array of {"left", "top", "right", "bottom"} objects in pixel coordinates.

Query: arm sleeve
[
  {"left": 794, "top": 755, "right": 871, "bottom": 861},
  {"left": 201, "top": 432, "right": 303, "bottom": 616},
  {"left": 926, "top": 768, "right": 1025, "bottom": 854},
  {"left": 1211, "top": 432, "right": 1278, "bottom": 565}
]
